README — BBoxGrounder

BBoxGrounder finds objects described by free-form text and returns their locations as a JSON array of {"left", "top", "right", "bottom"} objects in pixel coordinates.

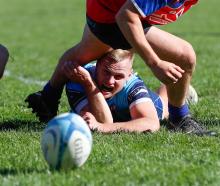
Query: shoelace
[{"left": 181, "top": 116, "right": 205, "bottom": 131}]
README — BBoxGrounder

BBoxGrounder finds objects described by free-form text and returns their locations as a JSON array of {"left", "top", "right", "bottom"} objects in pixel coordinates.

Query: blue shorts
[
  {"left": 86, "top": 16, "right": 151, "bottom": 50},
  {"left": 148, "top": 89, "right": 164, "bottom": 120}
]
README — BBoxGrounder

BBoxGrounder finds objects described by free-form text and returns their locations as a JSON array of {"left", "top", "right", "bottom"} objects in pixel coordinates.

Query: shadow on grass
[
  {"left": 0, "top": 119, "right": 46, "bottom": 132},
  {"left": 160, "top": 118, "right": 220, "bottom": 127},
  {"left": 202, "top": 119, "right": 220, "bottom": 127},
  {"left": 0, "top": 167, "right": 70, "bottom": 176},
  {"left": 0, "top": 168, "right": 47, "bottom": 176}
]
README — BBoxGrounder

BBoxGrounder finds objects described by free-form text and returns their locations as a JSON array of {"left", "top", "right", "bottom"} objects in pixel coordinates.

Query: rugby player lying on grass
[{"left": 65, "top": 49, "right": 171, "bottom": 133}]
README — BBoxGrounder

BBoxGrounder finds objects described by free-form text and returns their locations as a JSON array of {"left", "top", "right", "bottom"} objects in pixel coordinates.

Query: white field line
[
  {"left": 3, "top": 71, "right": 138, "bottom": 86},
  {"left": 4, "top": 70, "right": 47, "bottom": 86}
]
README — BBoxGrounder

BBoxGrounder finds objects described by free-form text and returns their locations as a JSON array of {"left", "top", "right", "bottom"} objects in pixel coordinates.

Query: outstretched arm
[
  {"left": 83, "top": 101, "right": 160, "bottom": 133},
  {"left": 63, "top": 61, "right": 113, "bottom": 123}
]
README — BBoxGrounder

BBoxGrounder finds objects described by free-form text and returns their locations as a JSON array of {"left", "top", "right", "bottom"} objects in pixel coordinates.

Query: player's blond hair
[{"left": 98, "top": 49, "right": 134, "bottom": 67}]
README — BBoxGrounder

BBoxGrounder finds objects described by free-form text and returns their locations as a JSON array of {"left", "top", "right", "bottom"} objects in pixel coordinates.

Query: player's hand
[
  {"left": 150, "top": 60, "right": 185, "bottom": 84},
  {"left": 82, "top": 112, "right": 115, "bottom": 133},
  {"left": 62, "top": 61, "right": 92, "bottom": 85},
  {"left": 82, "top": 112, "right": 101, "bottom": 131}
]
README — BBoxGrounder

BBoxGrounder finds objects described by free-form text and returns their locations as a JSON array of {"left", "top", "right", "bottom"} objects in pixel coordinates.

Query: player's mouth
[{"left": 100, "top": 84, "right": 114, "bottom": 93}]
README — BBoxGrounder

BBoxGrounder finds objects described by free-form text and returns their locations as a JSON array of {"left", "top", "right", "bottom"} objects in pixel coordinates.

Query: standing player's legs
[
  {"left": 144, "top": 26, "right": 195, "bottom": 107},
  {"left": 25, "top": 24, "right": 112, "bottom": 122},
  {"left": 0, "top": 44, "right": 9, "bottom": 79},
  {"left": 50, "top": 25, "right": 113, "bottom": 88},
  {"left": 142, "top": 26, "right": 215, "bottom": 135},
  {"left": 155, "top": 84, "right": 199, "bottom": 120}
]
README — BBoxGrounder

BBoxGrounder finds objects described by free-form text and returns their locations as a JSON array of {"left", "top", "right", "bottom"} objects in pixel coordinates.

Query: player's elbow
[
  {"left": 149, "top": 120, "right": 160, "bottom": 132},
  {"left": 101, "top": 117, "right": 113, "bottom": 124},
  {"left": 137, "top": 118, "right": 160, "bottom": 133}
]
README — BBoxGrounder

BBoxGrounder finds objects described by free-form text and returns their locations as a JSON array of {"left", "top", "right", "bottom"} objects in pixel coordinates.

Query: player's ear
[{"left": 128, "top": 68, "right": 133, "bottom": 77}]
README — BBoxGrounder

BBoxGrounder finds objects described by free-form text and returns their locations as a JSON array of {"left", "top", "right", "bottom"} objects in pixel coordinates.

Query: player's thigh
[
  {"left": 144, "top": 26, "right": 196, "bottom": 66},
  {"left": 61, "top": 24, "right": 112, "bottom": 66}
]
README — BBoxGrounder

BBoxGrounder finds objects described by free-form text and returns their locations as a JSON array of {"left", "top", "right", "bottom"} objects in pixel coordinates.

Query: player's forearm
[
  {"left": 83, "top": 80, "right": 113, "bottom": 123},
  {"left": 98, "top": 117, "right": 160, "bottom": 133},
  {"left": 116, "top": 4, "right": 160, "bottom": 68}
]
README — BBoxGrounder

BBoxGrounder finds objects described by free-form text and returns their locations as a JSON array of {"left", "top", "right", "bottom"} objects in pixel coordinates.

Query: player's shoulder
[
  {"left": 122, "top": 74, "right": 151, "bottom": 106},
  {"left": 125, "top": 73, "right": 146, "bottom": 89},
  {"left": 124, "top": 74, "right": 149, "bottom": 97}
]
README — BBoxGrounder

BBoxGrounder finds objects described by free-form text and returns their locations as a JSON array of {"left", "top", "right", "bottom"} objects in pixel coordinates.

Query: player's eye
[{"left": 114, "top": 74, "right": 124, "bottom": 80}]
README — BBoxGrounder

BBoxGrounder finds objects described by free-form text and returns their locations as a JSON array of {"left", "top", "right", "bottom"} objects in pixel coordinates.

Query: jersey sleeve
[
  {"left": 127, "top": 79, "right": 152, "bottom": 109},
  {"left": 65, "top": 82, "right": 88, "bottom": 114},
  {"left": 65, "top": 62, "right": 96, "bottom": 114},
  {"left": 131, "top": 0, "right": 171, "bottom": 17}
]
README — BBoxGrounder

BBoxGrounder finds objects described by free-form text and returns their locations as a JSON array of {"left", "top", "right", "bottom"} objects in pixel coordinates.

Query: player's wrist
[
  {"left": 147, "top": 56, "right": 161, "bottom": 69},
  {"left": 80, "top": 76, "right": 93, "bottom": 87},
  {"left": 83, "top": 79, "right": 99, "bottom": 94}
]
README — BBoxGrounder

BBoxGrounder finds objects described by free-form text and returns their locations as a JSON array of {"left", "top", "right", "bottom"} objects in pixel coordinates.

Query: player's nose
[{"left": 105, "top": 75, "right": 115, "bottom": 85}]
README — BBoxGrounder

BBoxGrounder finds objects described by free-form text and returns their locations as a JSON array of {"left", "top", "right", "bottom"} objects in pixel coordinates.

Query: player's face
[{"left": 96, "top": 57, "right": 132, "bottom": 99}]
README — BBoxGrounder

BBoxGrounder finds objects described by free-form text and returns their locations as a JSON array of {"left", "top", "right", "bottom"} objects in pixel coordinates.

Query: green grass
[{"left": 0, "top": 0, "right": 220, "bottom": 185}]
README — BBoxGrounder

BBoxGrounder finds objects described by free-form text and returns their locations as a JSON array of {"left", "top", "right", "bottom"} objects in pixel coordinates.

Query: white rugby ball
[
  {"left": 41, "top": 112, "right": 92, "bottom": 170},
  {"left": 186, "top": 85, "right": 198, "bottom": 105}
]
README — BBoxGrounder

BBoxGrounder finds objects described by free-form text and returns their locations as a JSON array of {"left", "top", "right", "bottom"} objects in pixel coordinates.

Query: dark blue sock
[
  {"left": 42, "top": 81, "right": 63, "bottom": 104},
  {"left": 168, "top": 103, "right": 189, "bottom": 123}
]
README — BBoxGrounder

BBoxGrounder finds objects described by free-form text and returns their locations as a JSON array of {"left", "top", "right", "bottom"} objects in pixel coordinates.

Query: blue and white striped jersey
[{"left": 66, "top": 63, "right": 163, "bottom": 122}]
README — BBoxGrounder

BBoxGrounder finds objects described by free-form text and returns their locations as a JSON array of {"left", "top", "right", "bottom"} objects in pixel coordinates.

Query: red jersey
[{"left": 86, "top": 0, "right": 198, "bottom": 25}]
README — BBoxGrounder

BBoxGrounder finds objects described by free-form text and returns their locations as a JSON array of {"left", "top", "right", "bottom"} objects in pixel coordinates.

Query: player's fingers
[
  {"left": 167, "top": 72, "right": 178, "bottom": 83},
  {"left": 82, "top": 114, "right": 88, "bottom": 119},
  {"left": 174, "top": 65, "right": 185, "bottom": 74},
  {"left": 83, "top": 116, "right": 90, "bottom": 124},
  {"left": 73, "top": 67, "right": 78, "bottom": 75},
  {"left": 170, "top": 68, "right": 183, "bottom": 79},
  {"left": 77, "top": 65, "right": 85, "bottom": 72},
  {"left": 72, "top": 61, "right": 80, "bottom": 69},
  {"left": 82, "top": 112, "right": 92, "bottom": 119}
]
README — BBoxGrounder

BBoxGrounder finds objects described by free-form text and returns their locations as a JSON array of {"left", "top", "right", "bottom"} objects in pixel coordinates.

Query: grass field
[{"left": 0, "top": 0, "right": 220, "bottom": 185}]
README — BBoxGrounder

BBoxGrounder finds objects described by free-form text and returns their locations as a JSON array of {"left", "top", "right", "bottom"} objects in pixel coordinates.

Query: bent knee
[{"left": 179, "top": 42, "right": 196, "bottom": 73}]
